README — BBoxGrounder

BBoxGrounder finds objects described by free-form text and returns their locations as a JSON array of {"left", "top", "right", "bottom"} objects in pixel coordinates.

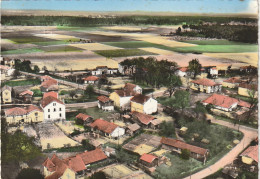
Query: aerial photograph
[{"left": 0, "top": 0, "right": 258, "bottom": 179}]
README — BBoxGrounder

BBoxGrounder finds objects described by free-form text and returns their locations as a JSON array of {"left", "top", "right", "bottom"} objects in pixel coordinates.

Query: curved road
[{"left": 184, "top": 115, "right": 258, "bottom": 179}]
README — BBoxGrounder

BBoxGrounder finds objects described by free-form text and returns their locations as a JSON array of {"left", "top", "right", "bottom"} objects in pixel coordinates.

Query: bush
[
  {"left": 16, "top": 168, "right": 44, "bottom": 179},
  {"left": 70, "top": 129, "right": 81, "bottom": 137},
  {"left": 81, "top": 139, "right": 95, "bottom": 151},
  {"left": 180, "top": 149, "right": 190, "bottom": 160}
]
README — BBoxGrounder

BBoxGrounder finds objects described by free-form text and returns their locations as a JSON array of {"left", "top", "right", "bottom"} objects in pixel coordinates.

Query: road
[
  {"left": 65, "top": 101, "right": 98, "bottom": 109},
  {"left": 184, "top": 115, "right": 258, "bottom": 179}
]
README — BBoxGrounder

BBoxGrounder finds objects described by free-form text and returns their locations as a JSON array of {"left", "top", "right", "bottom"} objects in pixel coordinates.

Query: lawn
[
  {"left": 64, "top": 93, "right": 99, "bottom": 103},
  {"left": 1, "top": 79, "right": 41, "bottom": 87},
  {"left": 180, "top": 39, "right": 250, "bottom": 45},
  {"left": 1, "top": 48, "right": 44, "bottom": 55},
  {"left": 172, "top": 44, "right": 258, "bottom": 53},
  {"left": 214, "top": 115, "right": 258, "bottom": 129},
  {"left": 94, "top": 48, "right": 158, "bottom": 58},
  {"left": 41, "top": 45, "right": 83, "bottom": 53}
]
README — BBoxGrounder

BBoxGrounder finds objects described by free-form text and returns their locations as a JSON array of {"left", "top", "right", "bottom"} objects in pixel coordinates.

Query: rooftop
[
  {"left": 240, "top": 145, "right": 258, "bottom": 163},
  {"left": 191, "top": 78, "right": 219, "bottom": 86},
  {"left": 41, "top": 96, "right": 64, "bottom": 108},
  {"left": 43, "top": 91, "right": 59, "bottom": 99},
  {"left": 97, "top": 95, "right": 112, "bottom": 103},
  {"left": 83, "top": 76, "right": 99, "bottom": 81},
  {"left": 89, "top": 118, "right": 118, "bottom": 134},
  {"left": 131, "top": 111, "right": 155, "bottom": 125},
  {"left": 131, "top": 94, "right": 150, "bottom": 104},
  {"left": 76, "top": 113, "right": 92, "bottom": 121},
  {"left": 140, "top": 153, "right": 158, "bottom": 163}
]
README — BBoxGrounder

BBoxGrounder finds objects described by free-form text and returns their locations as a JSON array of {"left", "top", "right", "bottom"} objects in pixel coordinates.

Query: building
[
  {"left": 43, "top": 149, "right": 107, "bottom": 179},
  {"left": 40, "top": 75, "right": 54, "bottom": 82},
  {"left": 240, "top": 65, "right": 257, "bottom": 73},
  {"left": 175, "top": 67, "right": 189, "bottom": 77},
  {"left": 18, "top": 90, "right": 34, "bottom": 103},
  {"left": 190, "top": 78, "right": 221, "bottom": 93},
  {"left": 0, "top": 65, "right": 15, "bottom": 77},
  {"left": 130, "top": 94, "right": 157, "bottom": 114},
  {"left": 91, "top": 66, "right": 118, "bottom": 75},
  {"left": 126, "top": 123, "right": 141, "bottom": 136},
  {"left": 97, "top": 95, "right": 114, "bottom": 111},
  {"left": 5, "top": 105, "right": 43, "bottom": 124},
  {"left": 200, "top": 66, "right": 218, "bottom": 78},
  {"left": 140, "top": 153, "right": 159, "bottom": 168},
  {"left": 130, "top": 111, "right": 157, "bottom": 127},
  {"left": 123, "top": 83, "right": 142, "bottom": 94},
  {"left": 41, "top": 95, "right": 65, "bottom": 122},
  {"left": 202, "top": 93, "right": 250, "bottom": 112},
  {"left": 238, "top": 83, "right": 258, "bottom": 98},
  {"left": 1, "top": 85, "right": 12, "bottom": 104},
  {"left": 89, "top": 118, "right": 125, "bottom": 138},
  {"left": 43, "top": 91, "right": 59, "bottom": 99},
  {"left": 240, "top": 145, "right": 258, "bottom": 165},
  {"left": 40, "top": 78, "right": 58, "bottom": 92},
  {"left": 3, "top": 58, "right": 15, "bottom": 67},
  {"left": 161, "top": 137, "right": 209, "bottom": 164},
  {"left": 75, "top": 113, "right": 93, "bottom": 125},
  {"left": 222, "top": 77, "right": 242, "bottom": 88},
  {"left": 83, "top": 76, "right": 99, "bottom": 84}
]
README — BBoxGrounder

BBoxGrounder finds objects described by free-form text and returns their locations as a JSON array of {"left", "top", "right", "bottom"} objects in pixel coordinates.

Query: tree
[
  {"left": 246, "top": 89, "right": 258, "bottom": 122},
  {"left": 33, "top": 65, "right": 40, "bottom": 73},
  {"left": 12, "top": 70, "right": 21, "bottom": 79},
  {"left": 69, "top": 90, "right": 77, "bottom": 99},
  {"left": 16, "top": 168, "right": 44, "bottom": 179},
  {"left": 159, "top": 121, "right": 175, "bottom": 137},
  {"left": 176, "top": 27, "right": 182, "bottom": 35},
  {"left": 166, "top": 90, "right": 190, "bottom": 115},
  {"left": 81, "top": 139, "right": 95, "bottom": 151},
  {"left": 89, "top": 171, "right": 107, "bottom": 179},
  {"left": 188, "top": 59, "right": 202, "bottom": 79},
  {"left": 85, "top": 85, "right": 94, "bottom": 99},
  {"left": 164, "top": 75, "right": 182, "bottom": 97},
  {"left": 193, "top": 101, "right": 207, "bottom": 118},
  {"left": 180, "top": 149, "right": 190, "bottom": 160}
]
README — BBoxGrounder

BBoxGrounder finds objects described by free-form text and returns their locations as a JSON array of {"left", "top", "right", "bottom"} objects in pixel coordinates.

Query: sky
[{"left": 1, "top": 0, "right": 258, "bottom": 14}]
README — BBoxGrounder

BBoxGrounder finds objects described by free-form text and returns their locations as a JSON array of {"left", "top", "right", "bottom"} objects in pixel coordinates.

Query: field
[
  {"left": 1, "top": 79, "right": 41, "bottom": 87},
  {"left": 180, "top": 39, "right": 250, "bottom": 45},
  {"left": 41, "top": 45, "right": 83, "bottom": 53},
  {"left": 2, "top": 48, "right": 44, "bottom": 55},
  {"left": 95, "top": 48, "right": 157, "bottom": 58},
  {"left": 69, "top": 43, "right": 121, "bottom": 51}
]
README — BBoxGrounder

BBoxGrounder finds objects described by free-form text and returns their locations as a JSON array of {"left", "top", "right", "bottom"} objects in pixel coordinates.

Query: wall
[
  {"left": 2, "top": 89, "right": 12, "bottom": 103},
  {"left": 238, "top": 87, "right": 258, "bottom": 98},
  {"left": 109, "top": 92, "right": 120, "bottom": 106},
  {"left": 143, "top": 98, "right": 158, "bottom": 114},
  {"left": 111, "top": 127, "right": 125, "bottom": 138},
  {"left": 43, "top": 101, "right": 66, "bottom": 121},
  {"left": 131, "top": 101, "right": 144, "bottom": 113},
  {"left": 222, "top": 82, "right": 237, "bottom": 88}
]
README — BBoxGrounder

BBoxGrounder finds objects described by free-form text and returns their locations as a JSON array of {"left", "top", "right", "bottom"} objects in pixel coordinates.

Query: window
[
  {"left": 48, "top": 115, "right": 50, "bottom": 118},
  {"left": 48, "top": 109, "right": 50, "bottom": 112},
  {"left": 59, "top": 113, "right": 62, "bottom": 117},
  {"left": 59, "top": 108, "right": 62, "bottom": 111},
  {"left": 53, "top": 103, "right": 56, "bottom": 106},
  {"left": 35, "top": 112, "right": 38, "bottom": 116},
  {"left": 53, "top": 108, "right": 56, "bottom": 112}
]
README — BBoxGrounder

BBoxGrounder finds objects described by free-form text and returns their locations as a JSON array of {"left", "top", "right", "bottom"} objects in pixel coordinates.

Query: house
[
  {"left": 161, "top": 137, "right": 209, "bottom": 164},
  {"left": 43, "top": 148, "right": 107, "bottom": 179},
  {"left": 75, "top": 113, "right": 93, "bottom": 125},
  {"left": 126, "top": 123, "right": 141, "bottom": 136},
  {"left": 209, "top": 67, "right": 218, "bottom": 78},
  {"left": 43, "top": 91, "right": 59, "bottom": 99},
  {"left": 97, "top": 95, "right": 114, "bottom": 111},
  {"left": 190, "top": 78, "right": 221, "bottom": 93},
  {"left": 3, "top": 58, "right": 15, "bottom": 67},
  {"left": 41, "top": 94, "right": 66, "bottom": 122},
  {"left": 104, "top": 146, "right": 116, "bottom": 157},
  {"left": 240, "top": 65, "right": 257, "bottom": 74},
  {"left": 175, "top": 67, "right": 189, "bottom": 77},
  {"left": 202, "top": 93, "right": 251, "bottom": 112},
  {"left": 150, "top": 118, "right": 162, "bottom": 129},
  {"left": 140, "top": 153, "right": 159, "bottom": 168},
  {"left": 40, "top": 75, "right": 54, "bottom": 82},
  {"left": 109, "top": 90, "right": 133, "bottom": 109},
  {"left": 130, "top": 94, "right": 157, "bottom": 114},
  {"left": 5, "top": 105, "right": 43, "bottom": 124},
  {"left": 91, "top": 66, "right": 108, "bottom": 75},
  {"left": 1, "top": 85, "right": 12, "bottom": 104},
  {"left": 124, "top": 83, "right": 142, "bottom": 94},
  {"left": 222, "top": 77, "right": 242, "bottom": 88},
  {"left": 83, "top": 76, "right": 99, "bottom": 84},
  {"left": 40, "top": 79, "right": 58, "bottom": 92},
  {"left": 18, "top": 90, "right": 33, "bottom": 103},
  {"left": 130, "top": 111, "right": 156, "bottom": 127},
  {"left": 107, "top": 68, "right": 118, "bottom": 75},
  {"left": 0, "top": 65, "right": 15, "bottom": 77},
  {"left": 238, "top": 83, "right": 258, "bottom": 98},
  {"left": 89, "top": 118, "right": 125, "bottom": 138},
  {"left": 201, "top": 66, "right": 218, "bottom": 78},
  {"left": 240, "top": 145, "right": 258, "bottom": 165}
]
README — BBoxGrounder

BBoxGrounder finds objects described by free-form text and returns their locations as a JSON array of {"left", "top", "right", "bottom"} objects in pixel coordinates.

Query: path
[{"left": 184, "top": 115, "right": 258, "bottom": 179}]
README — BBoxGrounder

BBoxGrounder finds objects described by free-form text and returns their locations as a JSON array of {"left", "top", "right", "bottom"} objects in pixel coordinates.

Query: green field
[
  {"left": 180, "top": 39, "right": 250, "bottom": 45},
  {"left": 32, "top": 40, "right": 69, "bottom": 46},
  {"left": 1, "top": 79, "right": 41, "bottom": 87},
  {"left": 173, "top": 44, "right": 258, "bottom": 53},
  {"left": 42, "top": 45, "right": 83, "bottom": 53},
  {"left": 103, "top": 41, "right": 166, "bottom": 48},
  {"left": 1, "top": 48, "right": 44, "bottom": 55},
  {"left": 8, "top": 36, "right": 53, "bottom": 44},
  {"left": 95, "top": 48, "right": 157, "bottom": 57}
]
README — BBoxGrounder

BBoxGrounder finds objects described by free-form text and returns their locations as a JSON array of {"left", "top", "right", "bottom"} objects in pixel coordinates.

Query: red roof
[
  {"left": 76, "top": 113, "right": 92, "bottom": 121},
  {"left": 0, "top": 65, "right": 11, "bottom": 70},
  {"left": 76, "top": 148, "right": 107, "bottom": 165},
  {"left": 115, "top": 89, "right": 133, "bottom": 97},
  {"left": 131, "top": 94, "right": 150, "bottom": 104},
  {"left": 63, "top": 156, "right": 86, "bottom": 172},
  {"left": 124, "top": 83, "right": 137, "bottom": 92},
  {"left": 131, "top": 111, "right": 155, "bottom": 125},
  {"left": 97, "top": 95, "right": 111, "bottom": 103},
  {"left": 42, "top": 158, "right": 56, "bottom": 172},
  {"left": 83, "top": 76, "right": 99, "bottom": 81},
  {"left": 240, "top": 145, "right": 258, "bottom": 162},
  {"left": 223, "top": 77, "right": 241, "bottom": 84},
  {"left": 41, "top": 96, "right": 64, "bottom": 108},
  {"left": 89, "top": 118, "right": 118, "bottom": 134},
  {"left": 26, "top": 105, "right": 42, "bottom": 113},
  {"left": 161, "top": 137, "right": 208, "bottom": 156},
  {"left": 140, "top": 153, "right": 158, "bottom": 163},
  {"left": 238, "top": 100, "right": 251, "bottom": 108},
  {"left": 239, "top": 83, "right": 258, "bottom": 91},
  {"left": 43, "top": 91, "right": 58, "bottom": 99},
  {"left": 5, "top": 105, "right": 42, "bottom": 116},
  {"left": 19, "top": 90, "right": 34, "bottom": 96},
  {"left": 203, "top": 94, "right": 238, "bottom": 109},
  {"left": 40, "top": 75, "right": 53, "bottom": 81},
  {"left": 41, "top": 79, "right": 58, "bottom": 88},
  {"left": 191, "top": 78, "right": 219, "bottom": 86},
  {"left": 179, "top": 67, "right": 188, "bottom": 72}
]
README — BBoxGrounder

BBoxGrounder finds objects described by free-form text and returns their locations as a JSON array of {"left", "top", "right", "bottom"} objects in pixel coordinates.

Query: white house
[
  {"left": 41, "top": 94, "right": 65, "bottom": 121},
  {"left": 91, "top": 66, "right": 108, "bottom": 76},
  {"left": 107, "top": 68, "right": 118, "bottom": 75},
  {"left": 190, "top": 78, "right": 222, "bottom": 93},
  {"left": 97, "top": 95, "right": 114, "bottom": 111},
  {"left": 209, "top": 67, "right": 218, "bottom": 78},
  {"left": 176, "top": 67, "right": 189, "bottom": 77},
  {"left": 130, "top": 94, "right": 158, "bottom": 114},
  {"left": 124, "top": 83, "right": 142, "bottom": 94},
  {"left": 83, "top": 76, "right": 99, "bottom": 84}
]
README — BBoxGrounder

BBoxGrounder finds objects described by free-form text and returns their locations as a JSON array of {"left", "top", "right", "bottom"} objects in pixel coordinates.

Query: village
[{"left": 1, "top": 54, "right": 258, "bottom": 179}]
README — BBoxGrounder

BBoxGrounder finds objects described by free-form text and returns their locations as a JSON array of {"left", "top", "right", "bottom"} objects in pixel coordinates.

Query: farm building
[
  {"left": 202, "top": 93, "right": 250, "bottom": 112},
  {"left": 18, "top": 90, "right": 34, "bottom": 103},
  {"left": 130, "top": 94, "right": 157, "bottom": 114},
  {"left": 40, "top": 78, "right": 58, "bottom": 92},
  {"left": 161, "top": 137, "right": 209, "bottom": 164},
  {"left": 238, "top": 83, "right": 258, "bottom": 98},
  {"left": 5, "top": 105, "right": 43, "bottom": 124},
  {"left": 97, "top": 95, "right": 114, "bottom": 111},
  {"left": 222, "top": 77, "right": 242, "bottom": 88},
  {"left": 240, "top": 145, "right": 258, "bottom": 165},
  {"left": 123, "top": 83, "right": 142, "bottom": 94},
  {"left": 91, "top": 66, "right": 118, "bottom": 75},
  {"left": 140, "top": 153, "right": 159, "bottom": 168},
  {"left": 130, "top": 111, "right": 158, "bottom": 128},
  {"left": 83, "top": 76, "right": 99, "bottom": 84},
  {"left": 89, "top": 118, "right": 125, "bottom": 138},
  {"left": 190, "top": 78, "right": 221, "bottom": 93},
  {"left": 75, "top": 113, "right": 93, "bottom": 125},
  {"left": 0, "top": 65, "right": 15, "bottom": 77},
  {"left": 126, "top": 123, "right": 141, "bottom": 136},
  {"left": 1, "top": 85, "right": 12, "bottom": 104},
  {"left": 175, "top": 67, "right": 189, "bottom": 77}
]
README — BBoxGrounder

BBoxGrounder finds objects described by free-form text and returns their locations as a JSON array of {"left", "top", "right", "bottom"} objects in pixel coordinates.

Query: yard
[{"left": 1, "top": 79, "right": 41, "bottom": 87}]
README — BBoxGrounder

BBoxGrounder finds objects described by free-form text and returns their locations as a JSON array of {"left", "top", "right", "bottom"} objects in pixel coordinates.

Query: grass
[
  {"left": 42, "top": 45, "right": 83, "bottom": 53},
  {"left": 8, "top": 36, "right": 53, "bottom": 44},
  {"left": 180, "top": 39, "right": 251, "bottom": 45},
  {"left": 43, "top": 145, "right": 86, "bottom": 153},
  {"left": 205, "top": 168, "right": 258, "bottom": 179},
  {"left": 94, "top": 48, "right": 158, "bottom": 58},
  {"left": 1, "top": 79, "right": 41, "bottom": 87},
  {"left": 64, "top": 93, "right": 99, "bottom": 103},
  {"left": 1, "top": 48, "right": 44, "bottom": 55},
  {"left": 214, "top": 115, "right": 258, "bottom": 129},
  {"left": 172, "top": 44, "right": 258, "bottom": 53}
]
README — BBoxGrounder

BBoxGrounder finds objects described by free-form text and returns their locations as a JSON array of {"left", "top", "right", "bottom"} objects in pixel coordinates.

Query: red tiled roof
[
  {"left": 124, "top": 83, "right": 136, "bottom": 92},
  {"left": 42, "top": 157, "right": 56, "bottom": 172},
  {"left": 26, "top": 105, "right": 42, "bottom": 113},
  {"left": 179, "top": 67, "right": 188, "bottom": 72},
  {"left": 19, "top": 90, "right": 34, "bottom": 96},
  {"left": 0, "top": 65, "right": 11, "bottom": 70},
  {"left": 131, "top": 94, "right": 150, "bottom": 104},
  {"left": 140, "top": 153, "right": 158, "bottom": 163},
  {"left": 89, "top": 118, "right": 118, "bottom": 134},
  {"left": 41, "top": 79, "right": 58, "bottom": 88},
  {"left": 223, "top": 77, "right": 241, "bottom": 84},
  {"left": 43, "top": 91, "right": 58, "bottom": 99},
  {"left": 40, "top": 75, "right": 53, "bottom": 81},
  {"left": 239, "top": 83, "right": 258, "bottom": 91},
  {"left": 115, "top": 89, "right": 133, "bottom": 97},
  {"left": 63, "top": 156, "right": 86, "bottom": 172},
  {"left": 76, "top": 148, "right": 107, "bottom": 165},
  {"left": 5, "top": 107, "right": 28, "bottom": 116},
  {"left": 131, "top": 111, "right": 155, "bottom": 125},
  {"left": 83, "top": 76, "right": 99, "bottom": 81},
  {"left": 191, "top": 78, "right": 218, "bottom": 86},
  {"left": 45, "top": 154, "right": 69, "bottom": 179},
  {"left": 238, "top": 100, "right": 251, "bottom": 108},
  {"left": 211, "top": 67, "right": 217, "bottom": 70},
  {"left": 41, "top": 96, "right": 64, "bottom": 108},
  {"left": 203, "top": 94, "right": 238, "bottom": 109},
  {"left": 161, "top": 137, "right": 208, "bottom": 156},
  {"left": 76, "top": 113, "right": 92, "bottom": 121},
  {"left": 240, "top": 145, "right": 258, "bottom": 162},
  {"left": 97, "top": 95, "right": 111, "bottom": 103}
]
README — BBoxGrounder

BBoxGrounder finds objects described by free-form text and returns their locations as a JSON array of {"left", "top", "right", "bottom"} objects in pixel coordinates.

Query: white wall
[
  {"left": 144, "top": 98, "right": 158, "bottom": 114},
  {"left": 176, "top": 70, "right": 187, "bottom": 77},
  {"left": 134, "top": 85, "right": 142, "bottom": 94},
  {"left": 119, "top": 96, "right": 132, "bottom": 107},
  {"left": 210, "top": 69, "right": 218, "bottom": 75},
  {"left": 111, "top": 127, "right": 125, "bottom": 138},
  {"left": 43, "top": 101, "right": 66, "bottom": 121}
]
